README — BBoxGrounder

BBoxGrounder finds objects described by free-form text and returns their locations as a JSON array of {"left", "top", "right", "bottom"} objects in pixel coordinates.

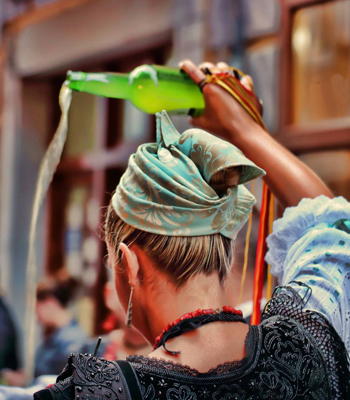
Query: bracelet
[{"left": 202, "top": 72, "right": 265, "bottom": 129}]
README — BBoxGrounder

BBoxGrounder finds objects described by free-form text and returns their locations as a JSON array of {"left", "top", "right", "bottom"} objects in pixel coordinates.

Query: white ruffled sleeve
[{"left": 265, "top": 195, "right": 350, "bottom": 353}]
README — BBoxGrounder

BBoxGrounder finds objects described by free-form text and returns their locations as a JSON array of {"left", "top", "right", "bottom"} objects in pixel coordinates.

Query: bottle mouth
[{"left": 66, "top": 70, "right": 86, "bottom": 81}]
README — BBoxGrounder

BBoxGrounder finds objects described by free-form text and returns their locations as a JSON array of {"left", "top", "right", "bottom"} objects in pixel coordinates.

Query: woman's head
[
  {"left": 105, "top": 204, "right": 235, "bottom": 341},
  {"left": 105, "top": 204, "right": 234, "bottom": 288},
  {"left": 104, "top": 112, "right": 264, "bottom": 335}
]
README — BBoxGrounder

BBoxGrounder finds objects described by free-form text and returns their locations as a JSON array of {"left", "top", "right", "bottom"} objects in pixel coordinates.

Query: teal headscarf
[{"left": 112, "top": 111, "right": 265, "bottom": 239}]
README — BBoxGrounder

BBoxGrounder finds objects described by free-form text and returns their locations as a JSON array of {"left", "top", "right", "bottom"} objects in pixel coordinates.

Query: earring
[{"left": 125, "top": 286, "right": 134, "bottom": 327}]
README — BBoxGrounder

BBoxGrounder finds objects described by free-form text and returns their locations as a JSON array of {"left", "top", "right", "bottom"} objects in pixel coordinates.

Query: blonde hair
[{"left": 104, "top": 205, "right": 235, "bottom": 287}]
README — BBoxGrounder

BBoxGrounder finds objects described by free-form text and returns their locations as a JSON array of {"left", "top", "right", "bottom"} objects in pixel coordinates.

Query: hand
[
  {"left": 179, "top": 60, "right": 260, "bottom": 141},
  {"left": 1, "top": 369, "right": 26, "bottom": 386},
  {"left": 179, "top": 61, "right": 333, "bottom": 205}
]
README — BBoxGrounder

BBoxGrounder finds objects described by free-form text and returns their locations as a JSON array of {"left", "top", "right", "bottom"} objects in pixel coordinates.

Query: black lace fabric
[
  {"left": 262, "top": 284, "right": 350, "bottom": 399},
  {"left": 128, "top": 353, "right": 249, "bottom": 378},
  {"left": 127, "top": 285, "right": 350, "bottom": 400}
]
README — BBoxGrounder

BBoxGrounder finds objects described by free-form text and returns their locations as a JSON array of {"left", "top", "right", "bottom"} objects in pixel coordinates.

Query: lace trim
[
  {"left": 128, "top": 355, "right": 202, "bottom": 376},
  {"left": 127, "top": 354, "right": 249, "bottom": 377}
]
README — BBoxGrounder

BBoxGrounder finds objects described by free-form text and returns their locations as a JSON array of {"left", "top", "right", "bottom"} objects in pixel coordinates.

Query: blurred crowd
[{"left": 0, "top": 269, "right": 150, "bottom": 389}]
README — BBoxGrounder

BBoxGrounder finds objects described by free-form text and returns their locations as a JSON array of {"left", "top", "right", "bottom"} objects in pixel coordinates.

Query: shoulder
[
  {"left": 261, "top": 285, "right": 350, "bottom": 398},
  {"left": 36, "top": 354, "right": 137, "bottom": 400},
  {"left": 259, "top": 314, "right": 326, "bottom": 359},
  {"left": 265, "top": 195, "right": 350, "bottom": 281}
]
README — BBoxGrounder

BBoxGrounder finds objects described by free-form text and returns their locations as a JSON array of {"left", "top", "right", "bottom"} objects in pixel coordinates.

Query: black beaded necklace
[{"left": 153, "top": 307, "right": 245, "bottom": 356}]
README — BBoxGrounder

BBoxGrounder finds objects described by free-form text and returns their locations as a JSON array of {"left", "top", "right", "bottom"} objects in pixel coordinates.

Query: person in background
[
  {"left": 34, "top": 270, "right": 87, "bottom": 377},
  {"left": 0, "top": 294, "right": 21, "bottom": 386}
]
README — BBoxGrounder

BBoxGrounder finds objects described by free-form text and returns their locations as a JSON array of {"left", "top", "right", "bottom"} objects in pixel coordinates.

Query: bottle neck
[{"left": 66, "top": 71, "right": 131, "bottom": 100}]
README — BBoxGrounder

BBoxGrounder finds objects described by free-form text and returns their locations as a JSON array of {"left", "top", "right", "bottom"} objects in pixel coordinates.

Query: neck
[
  {"left": 123, "top": 327, "right": 148, "bottom": 348},
  {"left": 139, "top": 273, "right": 238, "bottom": 344}
]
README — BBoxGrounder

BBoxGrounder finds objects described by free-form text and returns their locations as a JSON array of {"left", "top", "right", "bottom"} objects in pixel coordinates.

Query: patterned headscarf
[{"left": 112, "top": 111, "right": 265, "bottom": 239}]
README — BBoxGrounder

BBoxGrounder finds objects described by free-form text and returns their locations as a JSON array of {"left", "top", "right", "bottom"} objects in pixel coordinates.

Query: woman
[{"left": 35, "top": 61, "right": 350, "bottom": 399}]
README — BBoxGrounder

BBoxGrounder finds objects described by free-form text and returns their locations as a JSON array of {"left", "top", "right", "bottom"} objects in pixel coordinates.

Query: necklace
[{"left": 153, "top": 306, "right": 245, "bottom": 356}]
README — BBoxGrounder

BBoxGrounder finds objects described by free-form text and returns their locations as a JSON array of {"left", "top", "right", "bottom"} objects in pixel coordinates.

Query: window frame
[{"left": 278, "top": 0, "right": 350, "bottom": 152}]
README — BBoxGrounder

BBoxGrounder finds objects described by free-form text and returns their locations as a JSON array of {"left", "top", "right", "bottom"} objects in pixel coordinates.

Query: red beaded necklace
[{"left": 153, "top": 306, "right": 244, "bottom": 355}]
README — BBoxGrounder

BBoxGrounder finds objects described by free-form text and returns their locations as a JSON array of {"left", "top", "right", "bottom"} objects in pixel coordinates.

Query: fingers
[
  {"left": 179, "top": 60, "right": 206, "bottom": 84},
  {"left": 181, "top": 60, "right": 231, "bottom": 78},
  {"left": 199, "top": 62, "right": 231, "bottom": 75},
  {"left": 179, "top": 59, "right": 255, "bottom": 93},
  {"left": 199, "top": 62, "right": 216, "bottom": 74},
  {"left": 180, "top": 59, "right": 238, "bottom": 80},
  {"left": 199, "top": 62, "right": 215, "bottom": 70},
  {"left": 216, "top": 61, "right": 230, "bottom": 71},
  {"left": 241, "top": 75, "right": 254, "bottom": 91},
  {"left": 216, "top": 62, "right": 255, "bottom": 91}
]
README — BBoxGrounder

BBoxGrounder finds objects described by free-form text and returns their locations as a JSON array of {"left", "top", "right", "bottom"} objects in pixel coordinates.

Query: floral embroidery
[
  {"left": 166, "top": 385, "right": 197, "bottom": 400},
  {"left": 77, "top": 353, "right": 119, "bottom": 384},
  {"left": 212, "top": 384, "right": 247, "bottom": 400},
  {"left": 141, "top": 382, "right": 156, "bottom": 400}
]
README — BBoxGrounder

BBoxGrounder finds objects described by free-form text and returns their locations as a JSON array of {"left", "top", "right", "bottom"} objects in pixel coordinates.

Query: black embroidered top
[
  {"left": 34, "top": 285, "right": 349, "bottom": 400},
  {"left": 125, "top": 286, "right": 349, "bottom": 400}
]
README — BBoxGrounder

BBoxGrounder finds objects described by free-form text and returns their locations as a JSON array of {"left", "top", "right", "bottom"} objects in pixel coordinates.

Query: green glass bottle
[{"left": 66, "top": 65, "right": 205, "bottom": 114}]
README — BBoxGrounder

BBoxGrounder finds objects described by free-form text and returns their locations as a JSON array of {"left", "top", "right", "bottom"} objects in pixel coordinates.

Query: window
[{"left": 292, "top": 0, "right": 350, "bottom": 126}]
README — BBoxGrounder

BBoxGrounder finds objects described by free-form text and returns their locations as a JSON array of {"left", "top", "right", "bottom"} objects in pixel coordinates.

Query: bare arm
[{"left": 180, "top": 60, "right": 333, "bottom": 207}]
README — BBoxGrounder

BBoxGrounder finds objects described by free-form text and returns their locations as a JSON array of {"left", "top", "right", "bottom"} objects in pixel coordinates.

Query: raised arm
[{"left": 180, "top": 60, "right": 333, "bottom": 207}]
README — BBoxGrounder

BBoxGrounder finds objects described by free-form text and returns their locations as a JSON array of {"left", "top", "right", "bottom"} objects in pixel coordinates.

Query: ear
[{"left": 119, "top": 242, "right": 140, "bottom": 287}]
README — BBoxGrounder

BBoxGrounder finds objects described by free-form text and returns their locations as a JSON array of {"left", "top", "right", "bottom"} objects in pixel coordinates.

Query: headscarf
[{"left": 112, "top": 111, "right": 265, "bottom": 239}]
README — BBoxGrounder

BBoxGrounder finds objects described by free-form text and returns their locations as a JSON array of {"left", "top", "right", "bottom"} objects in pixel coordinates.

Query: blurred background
[{"left": 0, "top": 0, "right": 349, "bottom": 384}]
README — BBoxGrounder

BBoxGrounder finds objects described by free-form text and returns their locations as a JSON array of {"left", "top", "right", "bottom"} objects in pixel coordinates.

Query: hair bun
[
  {"left": 210, "top": 166, "right": 242, "bottom": 196},
  {"left": 177, "top": 128, "right": 263, "bottom": 190}
]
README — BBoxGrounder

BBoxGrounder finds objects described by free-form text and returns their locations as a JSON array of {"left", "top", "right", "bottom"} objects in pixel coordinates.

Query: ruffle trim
[{"left": 265, "top": 195, "right": 350, "bottom": 281}]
